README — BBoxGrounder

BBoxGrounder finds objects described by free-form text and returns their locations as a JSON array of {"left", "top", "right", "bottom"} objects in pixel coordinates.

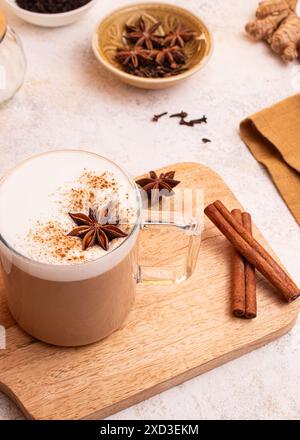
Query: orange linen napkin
[{"left": 240, "top": 94, "right": 300, "bottom": 226}]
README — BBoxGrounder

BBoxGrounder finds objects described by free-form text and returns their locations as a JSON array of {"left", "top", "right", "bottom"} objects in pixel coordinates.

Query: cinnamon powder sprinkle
[
  {"left": 63, "top": 170, "right": 119, "bottom": 213},
  {"left": 68, "top": 188, "right": 85, "bottom": 211},
  {"left": 79, "top": 170, "right": 118, "bottom": 191},
  {"left": 28, "top": 221, "right": 85, "bottom": 264}
]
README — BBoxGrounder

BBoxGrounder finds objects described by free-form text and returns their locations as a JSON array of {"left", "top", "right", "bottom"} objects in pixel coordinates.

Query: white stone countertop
[{"left": 0, "top": 0, "right": 300, "bottom": 420}]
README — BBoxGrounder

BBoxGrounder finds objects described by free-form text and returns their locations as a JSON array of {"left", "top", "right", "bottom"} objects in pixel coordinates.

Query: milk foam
[{"left": 0, "top": 151, "right": 140, "bottom": 281}]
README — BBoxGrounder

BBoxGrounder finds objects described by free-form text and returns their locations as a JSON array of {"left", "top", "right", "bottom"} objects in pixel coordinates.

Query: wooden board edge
[
  {"left": 80, "top": 312, "right": 298, "bottom": 421},
  {"left": 0, "top": 381, "right": 34, "bottom": 420},
  {"left": 1, "top": 311, "right": 298, "bottom": 420}
]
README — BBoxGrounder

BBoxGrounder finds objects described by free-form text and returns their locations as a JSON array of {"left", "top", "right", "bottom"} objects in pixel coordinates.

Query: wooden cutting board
[{"left": 0, "top": 162, "right": 298, "bottom": 420}]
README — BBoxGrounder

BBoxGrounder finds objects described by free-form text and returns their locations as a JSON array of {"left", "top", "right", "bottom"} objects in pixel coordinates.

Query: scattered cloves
[{"left": 152, "top": 110, "right": 208, "bottom": 129}]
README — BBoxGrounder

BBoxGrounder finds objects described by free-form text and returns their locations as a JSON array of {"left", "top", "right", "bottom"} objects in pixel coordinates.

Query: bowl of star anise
[{"left": 92, "top": 3, "right": 212, "bottom": 89}]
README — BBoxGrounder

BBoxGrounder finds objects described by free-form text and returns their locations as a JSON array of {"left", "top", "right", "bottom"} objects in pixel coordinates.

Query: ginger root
[{"left": 246, "top": 0, "right": 300, "bottom": 61}]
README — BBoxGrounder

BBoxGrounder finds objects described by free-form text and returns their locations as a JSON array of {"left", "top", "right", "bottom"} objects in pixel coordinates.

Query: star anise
[
  {"left": 164, "top": 24, "right": 197, "bottom": 48},
  {"left": 155, "top": 46, "right": 186, "bottom": 69},
  {"left": 67, "top": 207, "right": 127, "bottom": 251},
  {"left": 115, "top": 15, "right": 197, "bottom": 79},
  {"left": 125, "top": 16, "right": 163, "bottom": 50},
  {"left": 115, "top": 46, "right": 153, "bottom": 68},
  {"left": 136, "top": 170, "right": 181, "bottom": 198}
]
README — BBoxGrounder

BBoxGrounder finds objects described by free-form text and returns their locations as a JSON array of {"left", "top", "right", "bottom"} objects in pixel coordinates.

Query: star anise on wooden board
[
  {"left": 136, "top": 171, "right": 181, "bottom": 199},
  {"left": 125, "top": 16, "right": 163, "bottom": 50},
  {"left": 67, "top": 207, "right": 128, "bottom": 251},
  {"left": 164, "top": 24, "right": 197, "bottom": 48}
]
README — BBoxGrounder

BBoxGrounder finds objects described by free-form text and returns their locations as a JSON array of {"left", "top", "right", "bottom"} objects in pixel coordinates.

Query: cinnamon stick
[
  {"left": 231, "top": 209, "right": 246, "bottom": 317},
  {"left": 204, "top": 201, "right": 300, "bottom": 303},
  {"left": 213, "top": 200, "right": 297, "bottom": 291},
  {"left": 231, "top": 210, "right": 257, "bottom": 319},
  {"left": 242, "top": 212, "right": 257, "bottom": 319}
]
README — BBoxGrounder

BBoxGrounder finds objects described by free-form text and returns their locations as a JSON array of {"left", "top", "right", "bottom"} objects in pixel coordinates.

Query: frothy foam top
[{"left": 0, "top": 151, "right": 139, "bottom": 270}]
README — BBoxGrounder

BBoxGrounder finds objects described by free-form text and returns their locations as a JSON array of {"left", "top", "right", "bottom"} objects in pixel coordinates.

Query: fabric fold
[{"left": 240, "top": 94, "right": 300, "bottom": 226}]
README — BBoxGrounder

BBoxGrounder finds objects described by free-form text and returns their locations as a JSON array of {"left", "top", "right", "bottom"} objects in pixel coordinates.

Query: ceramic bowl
[
  {"left": 92, "top": 2, "right": 213, "bottom": 90},
  {"left": 4, "top": 0, "right": 98, "bottom": 27}
]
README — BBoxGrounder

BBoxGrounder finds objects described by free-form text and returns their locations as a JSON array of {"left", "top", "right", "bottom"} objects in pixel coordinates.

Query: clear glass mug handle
[{"left": 137, "top": 210, "right": 202, "bottom": 285}]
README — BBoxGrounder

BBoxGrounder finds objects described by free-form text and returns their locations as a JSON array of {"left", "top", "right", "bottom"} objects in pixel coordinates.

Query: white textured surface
[{"left": 0, "top": 0, "right": 300, "bottom": 420}]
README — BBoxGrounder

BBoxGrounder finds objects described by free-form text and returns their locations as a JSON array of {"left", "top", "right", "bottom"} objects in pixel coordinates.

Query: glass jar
[{"left": 0, "top": 10, "right": 26, "bottom": 104}]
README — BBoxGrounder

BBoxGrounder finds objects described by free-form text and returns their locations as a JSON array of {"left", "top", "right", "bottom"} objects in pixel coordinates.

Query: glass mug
[{"left": 0, "top": 151, "right": 201, "bottom": 346}]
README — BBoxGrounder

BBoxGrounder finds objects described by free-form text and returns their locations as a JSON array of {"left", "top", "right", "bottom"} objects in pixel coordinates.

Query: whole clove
[
  {"left": 202, "top": 138, "right": 211, "bottom": 143},
  {"left": 190, "top": 115, "right": 207, "bottom": 125},
  {"left": 152, "top": 112, "right": 168, "bottom": 122},
  {"left": 170, "top": 111, "right": 188, "bottom": 119}
]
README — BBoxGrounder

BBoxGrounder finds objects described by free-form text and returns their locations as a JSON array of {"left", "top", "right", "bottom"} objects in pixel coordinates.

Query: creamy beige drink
[{"left": 0, "top": 150, "right": 140, "bottom": 346}]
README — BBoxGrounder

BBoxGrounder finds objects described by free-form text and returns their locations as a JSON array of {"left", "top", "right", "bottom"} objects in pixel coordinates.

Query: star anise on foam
[
  {"left": 155, "top": 46, "right": 186, "bottom": 69},
  {"left": 164, "top": 24, "right": 197, "bottom": 48},
  {"left": 125, "top": 16, "right": 163, "bottom": 50},
  {"left": 136, "top": 171, "right": 181, "bottom": 198},
  {"left": 116, "top": 46, "right": 153, "bottom": 68},
  {"left": 67, "top": 207, "right": 127, "bottom": 251}
]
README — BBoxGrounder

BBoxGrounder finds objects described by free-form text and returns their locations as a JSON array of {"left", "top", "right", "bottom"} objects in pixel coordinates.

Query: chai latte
[{"left": 0, "top": 151, "right": 140, "bottom": 346}]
